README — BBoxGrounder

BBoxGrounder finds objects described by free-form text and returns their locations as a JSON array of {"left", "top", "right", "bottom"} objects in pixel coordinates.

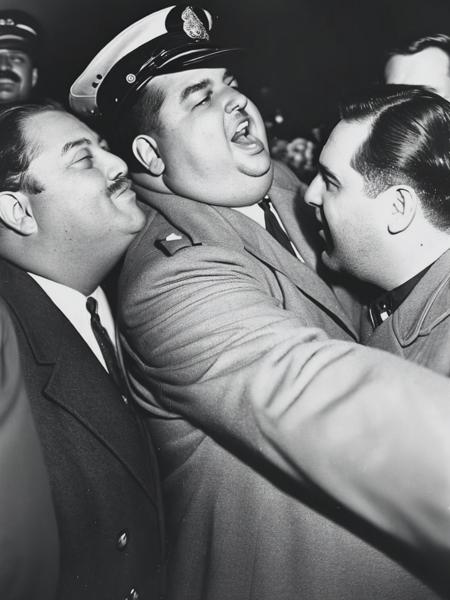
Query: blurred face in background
[
  {"left": 0, "top": 47, "right": 38, "bottom": 104},
  {"left": 385, "top": 47, "right": 450, "bottom": 101}
]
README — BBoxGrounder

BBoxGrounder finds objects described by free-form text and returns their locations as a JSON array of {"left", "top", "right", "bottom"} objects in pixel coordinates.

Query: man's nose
[
  {"left": 224, "top": 87, "right": 248, "bottom": 114},
  {"left": 105, "top": 151, "right": 128, "bottom": 181},
  {"left": 0, "top": 53, "right": 12, "bottom": 68},
  {"left": 304, "top": 175, "right": 323, "bottom": 207}
]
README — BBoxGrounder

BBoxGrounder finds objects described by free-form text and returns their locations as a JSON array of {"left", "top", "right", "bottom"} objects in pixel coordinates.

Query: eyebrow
[
  {"left": 318, "top": 162, "right": 341, "bottom": 186},
  {"left": 180, "top": 78, "right": 212, "bottom": 103},
  {"left": 61, "top": 135, "right": 104, "bottom": 157}
]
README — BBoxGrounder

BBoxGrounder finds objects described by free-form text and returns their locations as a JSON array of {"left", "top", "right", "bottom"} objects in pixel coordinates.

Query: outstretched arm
[{"left": 121, "top": 240, "right": 450, "bottom": 591}]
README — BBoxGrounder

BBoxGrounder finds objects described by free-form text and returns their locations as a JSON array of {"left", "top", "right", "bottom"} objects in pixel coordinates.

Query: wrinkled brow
[
  {"left": 61, "top": 134, "right": 104, "bottom": 156},
  {"left": 61, "top": 138, "right": 92, "bottom": 156},
  {"left": 180, "top": 79, "right": 212, "bottom": 103}
]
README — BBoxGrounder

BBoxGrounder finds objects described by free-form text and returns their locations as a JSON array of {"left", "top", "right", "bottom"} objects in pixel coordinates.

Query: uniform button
[
  {"left": 130, "top": 589, "right": 139, "bottom": 599},
  {"left": 117, "top": 530, "right": 128, "bottom": 550}
]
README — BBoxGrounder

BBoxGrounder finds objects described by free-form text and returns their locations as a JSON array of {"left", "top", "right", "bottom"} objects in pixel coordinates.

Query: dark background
[{"left": 5, "top": 0, "right": 450, "bottom": 137}]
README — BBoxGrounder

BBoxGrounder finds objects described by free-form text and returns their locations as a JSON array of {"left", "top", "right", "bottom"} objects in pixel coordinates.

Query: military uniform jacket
[
  {"left": 0, "top": 258, "right": 165, "bottom": 600},
  {"left": 361, "top": 248, "right": 450, "bottom": 376},
  {"left": 119, "top": 163, "right": 437, "bottom": 599}
]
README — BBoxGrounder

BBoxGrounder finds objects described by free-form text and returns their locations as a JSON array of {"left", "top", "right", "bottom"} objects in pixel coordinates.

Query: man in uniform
[
  {"left": 0, "top": 9, "right": 40, "bottom": 105},
  {"left": 71, "top": 6, "right": 450, "bottom": 598}
]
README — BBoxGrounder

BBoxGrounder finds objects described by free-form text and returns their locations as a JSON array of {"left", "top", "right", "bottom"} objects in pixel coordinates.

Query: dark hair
[
  {"left": 340, "top": 84, "right": 450, "bottom": 230},
  {"left": 388, "top": 33, "right": 450, "bottom": 66},
  {"left": 110, "top": 82, "right": 165, "bottom": 171},
  {"left": 0, "top": 101, "right": 64, "bottom": 194}
]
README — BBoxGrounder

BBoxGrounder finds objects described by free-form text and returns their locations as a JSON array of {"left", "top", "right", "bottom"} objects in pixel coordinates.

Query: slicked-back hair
[
  {"left": 111, "top": 83, "right": 165, "bottom": 171},
  {"left": 388, "top": 33, "right": 450, "bottom": 66},
  {"left": 0, "top": 101, "right": 65, "bottom": 194},
  {"left": 340, "top": 84, "right": 450, "bottom": 231}
]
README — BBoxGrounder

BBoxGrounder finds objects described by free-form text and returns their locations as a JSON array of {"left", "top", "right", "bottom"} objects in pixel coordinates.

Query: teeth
[{"left": 236, "top": 120, "right": 249, "bottom": 134}]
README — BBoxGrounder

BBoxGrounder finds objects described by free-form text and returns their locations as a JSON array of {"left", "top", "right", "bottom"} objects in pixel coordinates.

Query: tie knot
[
  {"left": 258, "top": 197, "right": 271, "bottom": 211},
  {"left": 86, "top": 296, "right": 98, "bottom": 317}
]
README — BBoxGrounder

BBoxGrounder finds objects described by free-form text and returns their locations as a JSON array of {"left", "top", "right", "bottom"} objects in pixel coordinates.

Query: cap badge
[
  {"left": 0, "top": 18, "right": 16, "bottom": 27},
  {"left": 181, "top": 6, "right": 209, "bottom": 41}
]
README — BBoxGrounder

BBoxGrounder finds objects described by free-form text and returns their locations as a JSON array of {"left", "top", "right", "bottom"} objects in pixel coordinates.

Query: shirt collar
[
  {"left": 368, "top": 263, "right": 433, "bottom": 328},
  {"left": 27, "top": 273, "right": 116, "bottom": 368}
]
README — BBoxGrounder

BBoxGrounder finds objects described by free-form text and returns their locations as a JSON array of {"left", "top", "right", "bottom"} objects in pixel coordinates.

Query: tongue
[{"left": 232, "top": 132, "right": 263, "bottom": 150}]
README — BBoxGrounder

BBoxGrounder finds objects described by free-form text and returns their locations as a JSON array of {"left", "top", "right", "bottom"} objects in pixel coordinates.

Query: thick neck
[
  {"left": 0, "top": 239, "right": 127, "bottom": 296},
  {"left": 380, "top": 230, "right": 450, "bottom": 291}
]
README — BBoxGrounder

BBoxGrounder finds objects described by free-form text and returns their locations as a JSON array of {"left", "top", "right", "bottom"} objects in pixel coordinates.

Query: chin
[
  {"left": 124, "top": 207, "right": 147, "bottom": 234},
  {"left": 241, "top": 164, "right": 273, "bottom": 201},
  {"left": 239, "top": 154, "right": 273, "bottom": 179}
]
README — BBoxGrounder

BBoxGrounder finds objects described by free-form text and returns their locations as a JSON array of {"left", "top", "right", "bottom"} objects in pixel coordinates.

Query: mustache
[
  {"left": 0, "top": 70, "right": 21, "bottom": 83},
  {"left": 108, "top": 176, "right": 131, "bottom": 197}
]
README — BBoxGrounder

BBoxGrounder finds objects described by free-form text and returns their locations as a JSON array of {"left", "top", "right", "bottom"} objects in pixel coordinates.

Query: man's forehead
[
  {"left": 321, "top": 119, "right": 371, "bottom": 171},
  {"left": 385, "top": 47, "right": 450, "bottom": 85},
  {"left": 25, "top": 111, "right": 97, "bottom": 154},
  {"left": 153, "top": 66, "right": 228, "bottom": 89},
  {"left": 0, "top": 46, "right": 28, "bottom": 55}
]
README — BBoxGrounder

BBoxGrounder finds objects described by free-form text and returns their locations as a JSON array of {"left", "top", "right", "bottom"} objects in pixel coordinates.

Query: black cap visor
[
  {"left": 98, "top": 42, "right": 243, "bottom": 119},
  {"left": 0, "top": 35, "right": 35, "bottom": 54}
]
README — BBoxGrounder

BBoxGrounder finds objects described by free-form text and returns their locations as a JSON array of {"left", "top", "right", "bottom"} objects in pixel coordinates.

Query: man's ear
[
  {"left": 387, "top": 186, "right": 417, "bottom": 234},
  {"left": 0, "top": 191, "right": 37, "bottom": 236},
  {"left": 132, "top": 135, "right": 165, "bottom": 176},
  {"left": 31, "top": 67, "right": 38, "bottom": 89}
]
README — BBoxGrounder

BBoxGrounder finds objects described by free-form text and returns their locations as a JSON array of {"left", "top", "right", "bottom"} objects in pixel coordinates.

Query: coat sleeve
[
  {"left": 120, "top": 241, "right": 450, "bottom": 582},
  {"left": 0, "top": 299, "right": 59, "bottom": 600}
]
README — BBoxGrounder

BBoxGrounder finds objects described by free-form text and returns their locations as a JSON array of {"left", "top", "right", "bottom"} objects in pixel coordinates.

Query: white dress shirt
[
  {"left": 233, "top": 199, "right": 304, "bottom": 262},
  {"left": 28, "top": 273, "right": 116, "bottom": 372}
]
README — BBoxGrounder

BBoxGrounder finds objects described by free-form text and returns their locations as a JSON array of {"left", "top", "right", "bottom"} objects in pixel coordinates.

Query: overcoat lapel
[
  {"left": 269, "top": 166, "right": 321, "bottom": 270},
  {"left": 0, "top": 259, "right": 157, "bottom": 505},
  {"left": 216, "top": 206, "right": 357, "bottom": 338},
  {"left": 392, "top": 248, "right": 450, "bottom": 345},
  {"left": 133, "top": 180, "right": 358, "bottom": 340}
]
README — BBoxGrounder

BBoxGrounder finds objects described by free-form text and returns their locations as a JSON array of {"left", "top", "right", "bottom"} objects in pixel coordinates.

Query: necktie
[
  {"left": 258, "top": 196, "right": 296, "bottom": 256},
  {"left": 368, "top": 298, "right": 392, "bottom": 329},
  {"left": 86, "top": 296, "right": 128, "bottom": 397}
]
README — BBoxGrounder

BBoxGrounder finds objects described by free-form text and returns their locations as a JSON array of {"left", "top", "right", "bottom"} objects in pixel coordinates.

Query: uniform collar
[
  {"left": 368, "top": 264, "right": 432, "bottom": 329},
  {"left": 131, "top": 170, "right": 358, "bottom": 340},
  {"left": 377, "top": 249, "right": 450, "bottom": 345}
]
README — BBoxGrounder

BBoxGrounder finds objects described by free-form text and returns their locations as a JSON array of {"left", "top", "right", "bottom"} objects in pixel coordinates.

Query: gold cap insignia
[{"left": 181, "top": 6, "right": 209, "bottom": 41}]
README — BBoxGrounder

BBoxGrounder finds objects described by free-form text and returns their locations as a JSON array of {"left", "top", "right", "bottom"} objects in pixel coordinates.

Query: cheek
[
  {"left": 165, "top": 125, "right": 232, "bottom": 178},
  {"left": 246, "top": 100, "right": 268, "bottom": 146}
]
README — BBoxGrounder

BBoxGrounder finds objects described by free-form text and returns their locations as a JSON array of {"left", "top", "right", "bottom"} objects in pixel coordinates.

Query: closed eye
[
  {"left": 71, "top": 152, "right": 94, "bottom": 167},
  {"left": 194, "top": 90, "right": 212, "bottom": 108}
]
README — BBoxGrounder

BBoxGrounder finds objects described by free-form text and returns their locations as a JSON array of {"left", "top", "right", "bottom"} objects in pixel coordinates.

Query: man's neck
[
  {"left": 6, "top": 248, "right": 119, "bottom": 297},
  {"left": 382, "top": 235, "right": 450, "bottom": 291}
]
